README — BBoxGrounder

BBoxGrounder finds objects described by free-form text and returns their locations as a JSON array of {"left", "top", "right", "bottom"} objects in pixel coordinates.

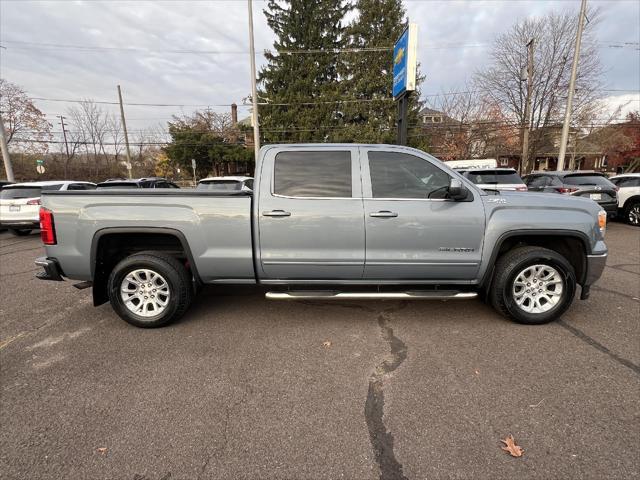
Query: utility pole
[
  {"left": 521, "top": 38, "right": 534, "bottom": 175},
  {"left": 117, "top": 85, "right": 134, "bottom": 178},
  {"left": 58, "top": 116, "right": 71, "bottom": 160},
  {"left": 248, "top": 0, "right": 260, "bottom": 161},
  {"left": 557, "top": 0, "right": 587, "bottom": 171},
  {"left": 0, "top": 112, "right": 15, "bottom": 182}
]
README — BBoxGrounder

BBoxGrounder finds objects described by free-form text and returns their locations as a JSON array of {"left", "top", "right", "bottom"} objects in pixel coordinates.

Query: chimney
[{"left": 231, "top": 103, "right": 238, "bottom": 126}]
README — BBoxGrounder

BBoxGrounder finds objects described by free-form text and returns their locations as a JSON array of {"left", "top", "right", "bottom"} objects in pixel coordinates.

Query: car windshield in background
[
  {"left": 466, "top": 170, "right": 523, "bottom": 185},
  {"left": 0, "top": 184, "right": 63, "bottom": 199},
  {"left": 197, "top": 181, "right": 242, "bottom": 191},
  {"left": 563, "top": 175, "right": 613, "bottom": 186},
  {"left": 96, "top": 183, "right": 140, "bottom": 189}
]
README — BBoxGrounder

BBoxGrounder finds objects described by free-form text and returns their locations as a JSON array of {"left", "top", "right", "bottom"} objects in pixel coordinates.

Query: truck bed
[{"left": 42, "top": 190, "right": 255, "bottom": 283}]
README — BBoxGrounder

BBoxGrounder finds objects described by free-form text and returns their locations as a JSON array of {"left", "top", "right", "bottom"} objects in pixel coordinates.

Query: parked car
[
  {"left": 609, "top": 173, "right": 640, "bottom": 226},
  {"left": 197, "top": 176, "right": 254, "bottom": 191},
  {"left": 96, "top": 178, "right": 180, "bottom": 189},
  {"left": 35, "top": 144, "right": 607, "bottom": 328},
  {"left": 523, "top": 171, "right": 618, "bottom": 217},
  {"left": 461, "top": 168, "right": 527, "bottom": 192},
  {"left": 0, "top": 181, "right": 96, "bottom": 235}
]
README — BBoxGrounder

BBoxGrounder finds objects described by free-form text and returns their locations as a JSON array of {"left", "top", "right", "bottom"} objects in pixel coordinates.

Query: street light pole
[
  {"left": 248, "top": 0, "right": 261, "bottom": 161},
  {"left": 557, "top": 0, "right": 587, "bottom": 171}
]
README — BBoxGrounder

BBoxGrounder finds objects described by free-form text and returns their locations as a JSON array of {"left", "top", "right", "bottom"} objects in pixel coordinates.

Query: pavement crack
[
  {"left": 591, "top": 285, "right": 640, "bottom": 301},
  {"left": 365, "top": 308, "right": 409, "bottom": 480},
  {"left": 557, "top": 320, "right": 640, "bottom": 375}
]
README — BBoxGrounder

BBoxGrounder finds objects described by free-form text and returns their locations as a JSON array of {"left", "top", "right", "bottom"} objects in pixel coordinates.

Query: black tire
[
  {"left": 490, "top": 246, "right": 576, "bottom": 325},
  {"left": 623, "top": 200, "right": 640, "bottom": 227},
  {"left": 8, "top": 229, "right": 31, "bottom": 236},
  {"left": 107, "top": 251, "right": 193, "bottom": 328}
]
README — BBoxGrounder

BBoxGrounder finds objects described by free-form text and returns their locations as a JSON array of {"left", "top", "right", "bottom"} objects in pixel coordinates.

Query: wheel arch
[
  {"left": 621, "top": 194, "right": 640, "bottom": 211},
  {"left": 90, "top": 227, "right": 201, "bottom": 306},
  {"left": 480, "top": 230, "right": 590, "bottom": 291}
]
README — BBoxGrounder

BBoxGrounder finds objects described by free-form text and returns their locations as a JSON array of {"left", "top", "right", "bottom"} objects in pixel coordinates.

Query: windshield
[
  {"left": 563, "top": 175, "right": 613, "bottom": 186},
  {"left": 466, "top": 170, "right": 523, "bottom": 185},
  {"left": 197, "top": 180, "right": 242, "bottom": 191},
  {"left": 1, "top": 184, "right": 63, "bottom": 199},
  {"left": 96, "top": 183, "right": 140, "bottom": 189}
]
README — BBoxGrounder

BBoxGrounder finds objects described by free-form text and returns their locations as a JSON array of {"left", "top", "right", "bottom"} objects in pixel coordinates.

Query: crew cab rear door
[
  {"left": 256, "top": 146, "right": 365, "bottom": 279},
  {"left": 361, "top": 147, "right": 485, "bottom": 280}
]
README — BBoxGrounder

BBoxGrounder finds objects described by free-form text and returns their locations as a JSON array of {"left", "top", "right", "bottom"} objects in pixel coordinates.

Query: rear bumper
[
  {"left": 35, "top": 256, "right": 64, "bottom": 281},
  {"left": 599, "top": 202, "right": 618, "bottom": 216},
  {"left": 0, "top": 220, "right": 39, "bottom": 229}
]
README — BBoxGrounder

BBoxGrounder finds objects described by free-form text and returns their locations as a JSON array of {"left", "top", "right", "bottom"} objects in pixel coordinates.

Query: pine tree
[{"left": 259, "top": 0, "right": 350, "bottom": 143}]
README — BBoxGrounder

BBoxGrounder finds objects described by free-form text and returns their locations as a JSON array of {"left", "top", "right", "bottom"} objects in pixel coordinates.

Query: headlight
[{"left": 598, "top": 210, "right": 607, "bottom": 236}]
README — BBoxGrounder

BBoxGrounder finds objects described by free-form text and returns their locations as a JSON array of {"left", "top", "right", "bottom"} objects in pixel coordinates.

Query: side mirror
[{"left": 448, "top": 178, "right": 468, "bottom": 201}]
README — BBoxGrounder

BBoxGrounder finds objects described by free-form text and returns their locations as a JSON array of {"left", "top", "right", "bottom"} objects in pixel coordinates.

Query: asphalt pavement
[{"left": 1, "top": 223, "right": 638, "bottom": 479}]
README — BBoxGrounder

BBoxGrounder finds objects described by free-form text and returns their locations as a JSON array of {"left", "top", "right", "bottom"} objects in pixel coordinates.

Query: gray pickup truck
[{"left": 35, "top": 144, "right": 608, "bottom": 328}]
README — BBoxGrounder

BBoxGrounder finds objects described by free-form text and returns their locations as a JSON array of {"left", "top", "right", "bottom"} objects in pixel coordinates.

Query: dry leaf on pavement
[
  {"left": 501, "top": 435, "right": 524, "bottom": 457},
  {"left": 322, "top": 341, "right": 331, "bottom": 348},
  {"left": 96, "top": 447, "right": 108, "bottom": 455}
]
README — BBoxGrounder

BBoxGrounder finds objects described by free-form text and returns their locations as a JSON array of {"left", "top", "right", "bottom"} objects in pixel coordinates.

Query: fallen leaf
[
  {"left": 322, "top": 341, "right": 331, "bottom": 348},
  {"left": 474, "top": 369, "right": 480, "bottom": 375},
  {"left": 501, "top": 435, "right": 524, "bottom": 457},
  {"left": 96, "top": 447, "right": 108, "bottom": 455}
]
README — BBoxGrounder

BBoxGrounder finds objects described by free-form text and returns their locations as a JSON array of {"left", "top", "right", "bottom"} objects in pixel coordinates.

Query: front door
[
  {"left": 257, "top": 147, "right": 365, "bottom": 280},
  {"left": 361, "top": 148, "right": 485, "bottom": 280}
]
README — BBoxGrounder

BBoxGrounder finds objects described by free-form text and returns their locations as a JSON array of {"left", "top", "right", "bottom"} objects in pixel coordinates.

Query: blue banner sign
[{"left": 392, "top": 24, "right": 418, "bottom": 98}]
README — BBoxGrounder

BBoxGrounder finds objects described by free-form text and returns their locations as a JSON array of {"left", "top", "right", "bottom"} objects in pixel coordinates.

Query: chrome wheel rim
[
  {"left": 120, "top": 269, "right": 170, "bottom": 318},
  {"left": 629, "top": 205, "right": 640, "bottom": 225},
  {"left": 512, "top": 264, "right": 564, "bottom": 314}
]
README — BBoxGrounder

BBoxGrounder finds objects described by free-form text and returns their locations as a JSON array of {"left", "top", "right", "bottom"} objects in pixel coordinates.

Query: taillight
[
  {"left": 555, "top": 187, "right": 578, "bottom": 194},
  {"left": 27, "top": 198, "right": 41, "bottom": 205},
  {"left": 515, "top": 186, "right": 528, "bottom": 191},
  {"left": 39, "top": 207, "right": 56, "bottom": 245},
  {"left": 614, "top": 186, "right": 620, "bottom": 192}
]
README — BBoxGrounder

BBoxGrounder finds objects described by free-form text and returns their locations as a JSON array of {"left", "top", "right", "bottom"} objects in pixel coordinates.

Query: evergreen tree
[
  {"left": 338, "top": 0, "right": 425, "bottom": 147},
  {"left": 259, "top": 0, "right": 350, "bottom": 143}
]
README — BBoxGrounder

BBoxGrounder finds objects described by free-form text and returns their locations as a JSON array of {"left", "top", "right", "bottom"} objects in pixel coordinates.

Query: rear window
[
  {"left": 466, "top": 170, "right": 523, "bottom": 185},
  {"left": 1, "top": 184, "right": 62, "bottom": 199},
  {"left": 274, "top": 151, "right": 352, "bottom": 197},
  {"left": 197, "top": 180, "right": 242, "bottom": 191},
  {"left": 96, "top": 183, "right": 139, "bottom": 189},
  {"left": 563, "top": 175, "right": 613, "bottom": 186}
]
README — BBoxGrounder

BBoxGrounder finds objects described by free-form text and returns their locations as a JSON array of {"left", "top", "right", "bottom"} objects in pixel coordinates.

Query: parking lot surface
[{"left": 1, "top": 223, "right": 638, "bottom": 480}]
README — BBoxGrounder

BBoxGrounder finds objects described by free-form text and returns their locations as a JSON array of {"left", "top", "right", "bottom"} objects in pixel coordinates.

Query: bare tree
[
  {"left": 0, "top": 79, "right": 52, "bottom": 154},
  {"left": 474, "top": 7, "right": 603, "bottom": 172}
]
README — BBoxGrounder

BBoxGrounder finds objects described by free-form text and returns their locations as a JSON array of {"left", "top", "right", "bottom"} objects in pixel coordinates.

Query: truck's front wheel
[
  {"left": 108, "top": 252, "right": 193, "bottom": 328},
  {"left": 490, "top": 246, "right": 576, "bottom": 325}
]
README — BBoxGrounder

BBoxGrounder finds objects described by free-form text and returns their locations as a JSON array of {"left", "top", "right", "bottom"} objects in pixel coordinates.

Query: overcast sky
[{"left": 0, "top": 0, "right": 638, "bottom": 140}]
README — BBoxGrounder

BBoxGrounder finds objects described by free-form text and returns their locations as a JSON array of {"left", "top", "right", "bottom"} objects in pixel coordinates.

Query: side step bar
[{"left": 265, "top": 290, "right": 477, "bottom": 300}]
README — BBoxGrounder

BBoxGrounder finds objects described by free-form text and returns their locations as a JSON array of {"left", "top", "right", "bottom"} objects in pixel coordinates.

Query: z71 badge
[{"left": 439, "top": 247, "right": 476, "bottom": 252}]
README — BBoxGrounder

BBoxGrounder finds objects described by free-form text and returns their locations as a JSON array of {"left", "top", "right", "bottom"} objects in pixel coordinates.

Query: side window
[
  {"left": 154, "top": 182, "right": 169, "bottom": 189},
  {"left": 244, "top": 179, "right": 254, "bottom": 190},
  {"left": 274, "top": 151, "right": 352, "bottom": 197},
  {"left": 368, "top": 151, "right": 451, "bottom": 199}
]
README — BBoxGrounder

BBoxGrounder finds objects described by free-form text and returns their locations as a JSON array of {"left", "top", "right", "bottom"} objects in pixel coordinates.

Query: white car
[
  {"left": 609, "top": 173, "right": 640, "bottom": 226},
  {"left": 0, "top": 180, "right": 96, "bottom": 235},
  {"left": 196, "top": 176, "right": 254, "bottom": 192},
  {"left": 461, "top": 168, "right": 528, "bottom": 192}
]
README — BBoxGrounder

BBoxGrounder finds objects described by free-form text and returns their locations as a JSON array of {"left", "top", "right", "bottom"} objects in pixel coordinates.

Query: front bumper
[
  {"left": 35, "top": 257, "right": 64, "bottom": 281},
  {"left": 584, "top": 252, "right": 607, "bottom": 286}
]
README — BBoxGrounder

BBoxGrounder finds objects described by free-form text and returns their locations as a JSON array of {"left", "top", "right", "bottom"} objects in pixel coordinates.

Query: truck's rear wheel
[
  {"left": 490, "top": 246, "right": 576, "bottom": 325},
  {"left": 108, "top": 252, "right": 193, "bottom": 328}
]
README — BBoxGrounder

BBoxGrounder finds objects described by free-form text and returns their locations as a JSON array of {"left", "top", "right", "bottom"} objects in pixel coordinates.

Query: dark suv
[
  {"left": 523, "top": 171, "right": 618, "bottom": 216},
  {"left": 96, "top": 177, "right": 179, "bottom": 190}
]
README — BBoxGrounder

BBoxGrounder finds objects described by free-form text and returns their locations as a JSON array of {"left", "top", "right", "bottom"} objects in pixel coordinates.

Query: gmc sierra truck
[{"left": 35, "top": 144, "right": 608, "bottom": 328}]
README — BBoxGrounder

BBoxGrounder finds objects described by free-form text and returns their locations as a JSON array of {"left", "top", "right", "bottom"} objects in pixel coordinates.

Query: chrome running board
[{"left": 265, "top": 290, "right": 477, "bottom": 300}]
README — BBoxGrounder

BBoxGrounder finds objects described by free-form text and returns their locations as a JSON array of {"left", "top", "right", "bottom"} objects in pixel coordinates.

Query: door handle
[
  {"left": 262, "top": 210, "right": 291, "bottom": 217},
  {"left": 369, "top": 211, "right": 398, "bottom": 218}
]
